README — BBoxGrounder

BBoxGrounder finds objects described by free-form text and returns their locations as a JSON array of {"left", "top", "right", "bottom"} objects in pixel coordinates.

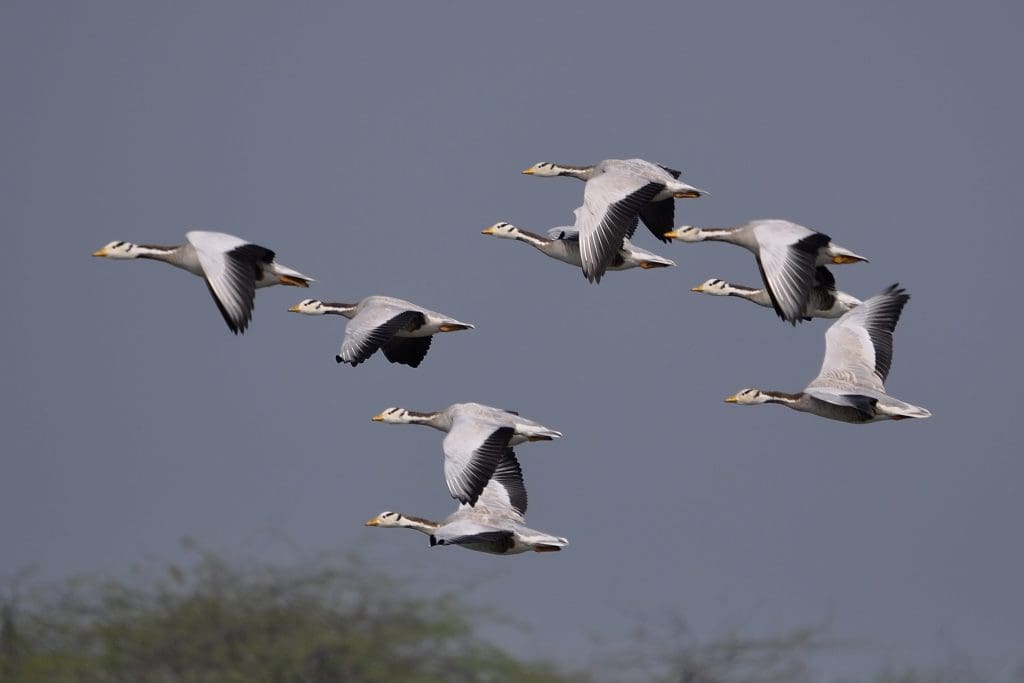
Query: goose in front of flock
[
  {"left": 724, "top": 284, "right": 931, "bottom": 423},
  {"left": 372, "top": 403, "right": 561, "bottom": 507},
  {"left": 691, "top": 266, "right": 861, "bottom": 320},
  {"left": 93, "top": 230, "right": 313, "bottom": 334},
  {"left": 482, "top": 218, "right": 675, "bottom": 273},
  {"left": 522, "top": 158, "right": 704, "bottom": 282},
  {"left": 288, "top": 296, "right": 472, "bottom": 368},
  {"left": 664, "top": 219, "right": 868, "bottom": 325},
  {"left": 365, "top": 448, "right": 568, "bottom": 555}
]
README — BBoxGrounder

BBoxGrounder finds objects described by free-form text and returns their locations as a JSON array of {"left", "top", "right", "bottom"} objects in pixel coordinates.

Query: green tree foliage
[{"left": 0, "top": 548, "right": 580, "bottom": 683}]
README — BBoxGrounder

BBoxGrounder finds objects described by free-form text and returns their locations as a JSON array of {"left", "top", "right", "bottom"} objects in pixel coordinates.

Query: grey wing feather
[
  {"left": 475, "top": 449, "right": 527, "bottom": 518},
  {"left": 807, "top": 284, "right": 909, "bottom": 393},
  {"left": 547, "top": 227, "right": 580, "bottom": 242},
  {"left": 755, "top": 231, "right": 831, "bottom": 324},
  {"left": 442, "top": 424, "right": 515, "bottom": 507},
  {"left": 577, "top": 177, "right": 664, "bottom": 283},
  {"left": 339, "top": 307, "right": 425, "bottom": 366},
  {"left": 189, "top": 232, "right": 274, "bottom": 334}
]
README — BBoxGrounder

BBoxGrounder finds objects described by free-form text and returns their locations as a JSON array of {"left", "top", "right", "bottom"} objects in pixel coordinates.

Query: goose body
[
  {"left": 372, "top": 403, "right": 561, "bottom": 507},
  {"left": 522, "top": 158, "right": 703, "bottom": 282},
  {"left": 288, "top": 296, "right": 472, "bottom": 368},
  {"left": 692, "top": 267, "right": 861, "bottom": 320},
  {"left": 665, "top": 219, "right": 868, "bottom": 325},
  {"left": 725, "top": 285, "right": 931, "bottom": 423},
  {"left": 92, "top": 230, "right": 313, "bottom": 334},
  {"left": 366, "top": 449, "right": 568, "bottom": 555},
  {"left": 482, "top": 220, "right": 675, "bottom": 272}
]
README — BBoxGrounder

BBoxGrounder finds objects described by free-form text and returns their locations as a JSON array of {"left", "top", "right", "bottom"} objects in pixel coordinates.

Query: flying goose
[
  {"left": 482, "top": 219, "right": 675, "bottom": 273},
  {"left": 288, "top": 296, "right": 472, "bottom": 368},
  {"left": 522, "top": 158, "right": 704, "bottom": 282},
  {"left": 372, "top": 403, "right": 561, "bottom": 507},
  {"left": 691, "top": 266, "right": 862, "bottom": 320},
  {"left": 724, "top": 284, "right": 931, "bottom": 423},
  {"left": 365, "top": 449, "right": 568, "bottom": 555},
  {"left": 92, "top": 230, "right": 313, "bottom": 334},
  {"left": 664, "top": 219, "right": 868, "bottom": 325}
]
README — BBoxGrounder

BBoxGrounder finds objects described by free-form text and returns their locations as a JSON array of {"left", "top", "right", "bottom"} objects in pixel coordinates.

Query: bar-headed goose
[
  {"left": 365, "top": 449, "right": 568, "bottom": 555},
  {"left": 691, "top": 266, "right": 861, "bottom": 320},
  {"left": 665, "top": 219, "right": 867, "bottom": 325},
  {"left": 372, "top": 403, "right": 561, "bottom": 507},
  {"left": 92, "top": 230, "right": 313, "bottom": 334},
  {"left": 288, "top": 296, "right": 472, "bottom": 368},
  {"left": 482, "top": 218, "right": 675, "bottom": 274},
  {"left": 522, "top": 158, "right": 704, "bottom": 283},
  {"left": 725, "top": 284, "right": 931, "bottom": 423}
]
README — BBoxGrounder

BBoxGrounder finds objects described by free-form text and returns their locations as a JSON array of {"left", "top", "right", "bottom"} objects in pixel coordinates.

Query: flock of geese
[{"left": 93, "top": 157, "right": 931, "bottom": 556}]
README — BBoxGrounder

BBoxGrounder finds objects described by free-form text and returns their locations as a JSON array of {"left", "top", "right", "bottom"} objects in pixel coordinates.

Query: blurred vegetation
[
  {"left": 1, "top": 546, "right": 1019, "bottom": 683},
  {"left": 0, "top": 546, "right": 578, "bottom": 683}
]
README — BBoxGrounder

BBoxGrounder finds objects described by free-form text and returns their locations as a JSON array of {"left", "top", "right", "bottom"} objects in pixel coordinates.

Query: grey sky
[{"left": 2, "top": 2, "right": 1021, "bottom": 678}]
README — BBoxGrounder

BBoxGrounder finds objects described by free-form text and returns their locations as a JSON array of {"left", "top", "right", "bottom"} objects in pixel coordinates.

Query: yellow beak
[
  {"left": 371, "top": 413, "right": 385, "bottom": 422},
  {"left": 481, "top": 227, "right": 495, "bottom": 235},
  {"left": 92, "top": 248, "right": 108, "bottom": 257},
  {"left": 663, "top": 229, "right": 680, "bottom": 239},
  {"left": 691, "top": 284, "right": 705, "bottom": 293},
  {"left": 724, "top": 395, "right": 739, "bottom": 403},
  {"left": 365, "top": 518, "right": 380, "bottom": 526},
  {"left": 287, "top": 304, "right": 302, "bottom": 312},
  {"left": 521, "top": 168, "right": 535, "bottom": 175}
]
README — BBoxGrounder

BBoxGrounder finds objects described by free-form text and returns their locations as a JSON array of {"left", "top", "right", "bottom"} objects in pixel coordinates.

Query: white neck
[
  {"left": 513, "top": 229, "right": 551, "bottom": 250},
  {"left": 318, "top": 302, "right": 358, "bottom": 319},
  {"left": 722, "top": 283, "right": 772, "bottom": 308},
  {"left": 394, "top": 514, "right": 440, "bottom": 535}
]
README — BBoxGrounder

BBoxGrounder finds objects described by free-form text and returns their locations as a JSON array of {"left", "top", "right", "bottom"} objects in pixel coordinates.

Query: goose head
[
  {"left": 521, "top": 161, "right": 569, "bottom": 177},
  {"left": 92, "top": 241, "right": 140, "bottom": 259},
  {"left": 724, "top": 388, "right": 773, "bottom": 405},
  {"left": 481, "top": 222, "right": 521, "bottom": 239},
  {"left": 691, "top": 278, "right": 731, "bottom": 295},
  {"left": 288, "top": 299, "right": 328, "bottom": 315},
  {"left": 365, "top": 511, "right": 403, "bottom": 527},
  {"left": 662, "top": 226, "right": 704, "bottom": 242},
  {"left": 372, "top": 407, "right": 417, "bottom": 424}
]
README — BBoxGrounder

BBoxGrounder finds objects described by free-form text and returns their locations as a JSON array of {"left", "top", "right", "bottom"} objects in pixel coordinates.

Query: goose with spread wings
[
  {"left": 365, "top": 448, "right": 568, "bottom": 555},
  {"left": 372, "top": 403, "right": 561, "bottom": 507},
  {"left": 691, "top": 266, "right": 861, "bottom": 320},
  {"left": 665, "top": 219, "right": 868, "bottom": 325},
  {"left": 724, "top": 284, "right": 931, "bottom": 423},
  {"left": 522, "top": 158, "right": 703, "bottom": 282},
  {"left": 288, "top": 296, "right": 472, "bottom": 367},
  {"left": 93, "top": 230, "right": 313, "bottom": 334},
  {"left": 482, "top": 215, "right": 675, "bottom": 273}
]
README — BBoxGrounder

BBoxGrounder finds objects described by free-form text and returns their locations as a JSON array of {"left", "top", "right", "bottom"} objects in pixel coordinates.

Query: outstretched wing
[
  {"left": 187, "top": 230, "right": 274, "bottom": 334},
  {"left": 338, "top": 306, "right": 425, "bottom": 366},
  {"left": 442, "top": 423, "right": 515, "bottom": 507},
  {"left": 755, "top": 227, "right": 831, "bottom": 325},
  {"left": 807, "top": 284, "right": 910, "bottom": 394},
  {"left": 577, "top": 176, "right": 664, "bottom": 283}
]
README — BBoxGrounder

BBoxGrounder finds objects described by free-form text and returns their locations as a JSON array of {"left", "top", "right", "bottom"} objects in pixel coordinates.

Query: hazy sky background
[{"left": 2, "top": 2, "right": 1022, "bottom": 679}]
